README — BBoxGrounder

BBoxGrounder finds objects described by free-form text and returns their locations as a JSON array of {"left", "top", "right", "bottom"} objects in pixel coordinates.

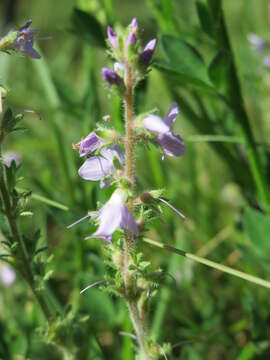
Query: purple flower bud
[
  {"left": 126, "top": 18, "right": 138, "bottom": 48},
  {"left": 107, "top": 26, "right": 118, "bottom": 49},
  {"left": 0, "top": 265, "right": 16, "bottom": 286},
  {"left": 131, "top": 18, "right": 138, "bottom": 32},
  {"left": 78, "top": 145, "right": 124, "bottom": 188},
  {"left": 142, "top": 102, "right": 185, "bottom": 159},
  {"left": 140, "top": 38, "right": 157, "bottom": 66},
  {"left": 102, "top": 67, "right": 123, "bottom": 86},
  {"left": 126, "top": 32, "right": 137, "bottom": 48},
  {"left": 74, "top": 132, "right": 104, "bottom": 157},
  {"left": 87, "top": 189, "right": 138, "bottom": 242},
  {"left": 14, "top": 20, "right": 40, "bottom": 59},
  {"left": 3, "top": 152, "right": 21, "bottom": 167}
]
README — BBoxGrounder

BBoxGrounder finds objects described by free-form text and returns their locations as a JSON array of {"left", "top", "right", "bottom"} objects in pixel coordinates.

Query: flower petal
[
  {"left": 77, "top": 132, "right": 103, "bottom": 157},
  {"left": 157, "top": 131, "right": 186, "bottom": 158},
  {"left": 142, "top": 115, "right": 170, "bottom": 134},
  {"left": 163, "top": 102, "right": 179, "bottom": 127},
  {"left": 101, "top": 145, "right": 124, "bottom": 164},
  {"left": 120, "top": 205, "right": 139, "bottom": 235},
  {"left": 78, "top": 156, "right": 113, "bottom": 181},
  {"left": 92, "top": 203, "right": 123, "bottom": 242}
]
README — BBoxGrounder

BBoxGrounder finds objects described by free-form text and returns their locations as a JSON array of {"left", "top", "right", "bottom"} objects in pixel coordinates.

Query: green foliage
[
  {"left": 156, "top": 35, "right": 213, "bottom": 90},
  {"left": 71, "top": 8, "right": 106, "bottom": 48},
  {"left": 1, "top": 0, "right": 270, "bottom": 359}
]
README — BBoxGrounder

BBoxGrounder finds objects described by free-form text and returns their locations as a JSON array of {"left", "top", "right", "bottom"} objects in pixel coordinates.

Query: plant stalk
[
  {"left": 0, "top": 147, "right": 52, "bottom": 321},
  {"left": 123, "top": 62, "right": 149, "bottom": 359}
]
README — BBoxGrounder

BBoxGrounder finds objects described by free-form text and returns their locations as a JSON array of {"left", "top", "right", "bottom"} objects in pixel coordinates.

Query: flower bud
[
  {"left": 74, "top": 131, "right": 104, "bottom": 157},
  {"left": 102, "top": 67, "right": 123, "bottom": 86},
  {"left": 126, "top": 18, "right": 138, "bottom": 48},
  {"left": 107, "top": 26, "right": 118, "bottom": 49},
  {"left": 140, "top": 38, "right": 157, "bottom": 67}
]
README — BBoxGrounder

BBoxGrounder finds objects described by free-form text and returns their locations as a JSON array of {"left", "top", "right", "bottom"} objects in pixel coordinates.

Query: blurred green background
[{"left": 1, "top": 0, "right": 270, "bottom": 359}]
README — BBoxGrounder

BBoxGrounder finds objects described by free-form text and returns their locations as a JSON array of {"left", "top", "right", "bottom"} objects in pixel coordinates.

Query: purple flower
[
  {"left": 14, "top": 20, "right": 40, "bottom": 59},
  {"left": 248, "top": 33, "right": 266, "bottom": 54},
  {"left": 74, "top": 132, "right": 104, "bottom": 157},
  {"left": 107, "top": 26, "right": 118, "bottom": 49},
  {"left": 126, "top": 18, "right": 138, "bottom": 48},
  {"left": 264, "top": 55, "right": 270, "bottom": 68},
  {"left": 78, "top": 145, "right": 124, "bottom": 187},
  {"left": 102, "top": 67, "right": 123, "bottom": 86},
  {"left": 0, "top": 265, "right": 16, "bottom": 286},
  {"left": 140, "top": 38, "right": 157, "bottom": 66},
  {"left": 87, "top": 189, "right": 138, "bottom": 242},
  {"left": 142, "top": 102, "right": 185, "bottom": 159},
  {"left": 3, "top": 152, "right": 21, "bottom": 167}
]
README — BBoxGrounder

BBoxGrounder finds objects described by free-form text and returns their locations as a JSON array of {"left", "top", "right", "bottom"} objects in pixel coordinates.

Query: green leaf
[
  {"left": 236, "top": 342, "right": 257, "bottom": 360},
  {"left": 143, "top": 238, "right": 270, "bottom": 290},
  {"left": 196, "top": 1, "right": 214, "bottom": 37},
  {"left": 208, "top": 51, "right": 230, "bottom": 92},
  {"left": 207, "top": 0, "right": 221, "bottom": 18},
  {"left": 243, "top": 207, "right": 270, "bottom": 259},
  {"left": 155, "top": 35, "right": 214, "bottom": 91},
  {"left": 71, "top": 8, "right": 106, "bottom": 48},
  {"left": 16, "top": 188, "right": 69, "bottom": 211}
]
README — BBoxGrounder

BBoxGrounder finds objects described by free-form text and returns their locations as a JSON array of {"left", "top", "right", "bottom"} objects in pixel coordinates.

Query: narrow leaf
[{"left": 143, "top": 238, "right": 270, "bottom": 290}]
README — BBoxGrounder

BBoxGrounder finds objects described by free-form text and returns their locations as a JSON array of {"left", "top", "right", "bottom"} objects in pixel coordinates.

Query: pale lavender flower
[
  {"left": 140, "top": 38, "right": 157, "bottom": 66},
  {"left": 78, "top": 145, "right": 124, "bottom": 187},
  {"left": 264, "top": 55, "right": 270, "bottom": 68},
  {"left": 248, "top": 33, "right": 266, "bottom": 54},
  {"left": 126, "top": 18, "right": 138, "bottom": 48},
  {"left": 142, "top": 102, "right": 185, "bottom": 159},
  {"left": 86, "top": 189, "right": 138, "bottom": 242},
  {"left": 3, "top": 152, "right": 21, "bottom": 167},
  {"left": 14, "top": 20, "right": 40, "bottom": 59},
  {"left": 107, "top": 26, "right": 118, "bottom": 49},
  {"left": 102, "top": 67, "right": 123, "bottom": 86},
  {"left": 74, "top": 132, "right": 104, "bottom": 157},
  {"left": 0, "top": 265, "right": 16, "bottom": 286}
]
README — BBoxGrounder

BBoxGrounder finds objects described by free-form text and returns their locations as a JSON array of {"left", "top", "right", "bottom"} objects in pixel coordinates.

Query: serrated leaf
[{"left": 71, "top": 8, "right": 106, "bottom": 48}]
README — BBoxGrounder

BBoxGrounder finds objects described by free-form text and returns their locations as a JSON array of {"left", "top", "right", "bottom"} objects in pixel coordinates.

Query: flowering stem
[
  {"left": 123, "top": 62, "right": 135, "bottom": 287},
  {"left": 123, "top": 62, "right": 149, "bottom": 359},
  {"left": 0, "top": 146, "right": 52, "bottom": 321},
  {"left": 124, "top": 63, "right": 134, "bottom": 187}
]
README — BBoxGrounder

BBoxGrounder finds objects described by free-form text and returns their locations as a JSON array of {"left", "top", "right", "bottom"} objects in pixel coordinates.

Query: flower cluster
[
  {"left": 0, "top": 20, "right": 40, "bottom": 59},
  {"left": 102, "top": 18, "right": 157, "bottom": 90},
  {"left": 72, "top": 18, "right": 185, "bottom": 243}
]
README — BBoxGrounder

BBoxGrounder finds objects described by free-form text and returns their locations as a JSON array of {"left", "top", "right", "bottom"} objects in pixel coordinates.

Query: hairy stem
[
  {"left": 0, "top": 147, "right": 52, "bottom": 321},
  {"left": 123, "top": 62, "right": 149, "bottom": 359},
  {"left": 128, "top": 301, "right": 149, "bottom": 359},
  {"left": 123, "top": 62, "right": 135, "bottom": 288}
]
